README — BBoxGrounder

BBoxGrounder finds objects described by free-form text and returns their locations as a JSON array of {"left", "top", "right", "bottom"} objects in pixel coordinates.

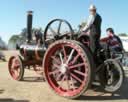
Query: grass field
[{"left": 0, "top": 51, "right": 128, "bottom": 102}]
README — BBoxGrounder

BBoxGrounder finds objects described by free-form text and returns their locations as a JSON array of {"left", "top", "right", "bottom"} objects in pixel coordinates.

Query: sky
[{"left": 0, "top": 0, "right": 128, "bottom": 44}]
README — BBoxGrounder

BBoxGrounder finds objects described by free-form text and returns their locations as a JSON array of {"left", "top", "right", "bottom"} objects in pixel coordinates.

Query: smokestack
[{"left": 27, "top": 11, "right": 33, "bottom": 43}]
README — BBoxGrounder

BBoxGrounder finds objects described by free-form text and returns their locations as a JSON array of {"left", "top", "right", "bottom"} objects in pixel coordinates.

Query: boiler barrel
[{"left": 20, "top": 44, "right": 46, "bottom": 60}]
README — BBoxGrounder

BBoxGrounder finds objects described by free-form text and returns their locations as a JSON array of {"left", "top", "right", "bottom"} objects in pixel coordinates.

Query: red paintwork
[
  {"left": 8, "top": 56, "right": 21, "bottom": 80},
  {"left": 44, "top": 42, "right": 90, "bottom": 97}
]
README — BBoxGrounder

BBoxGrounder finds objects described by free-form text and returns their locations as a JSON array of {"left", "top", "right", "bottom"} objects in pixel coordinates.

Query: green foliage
[
  {"left": 118, "top": 33, "right": 128, "bottom": 37},
  {"left": 0, "top": 37, "right": 7, "bottom": 50},
  {"left": 8, "top": 27, "right": 43, "bottom": 49},
  {"left": 9, "top": 35, "right": 20, "bottom": 43}
]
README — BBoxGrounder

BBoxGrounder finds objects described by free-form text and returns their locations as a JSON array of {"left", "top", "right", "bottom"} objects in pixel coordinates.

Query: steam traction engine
[{"left": 8, "top": 11, "right": 125, "bottom": 99}]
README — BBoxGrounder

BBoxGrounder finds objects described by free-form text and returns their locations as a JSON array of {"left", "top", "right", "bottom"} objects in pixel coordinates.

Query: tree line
[
  {"left": 8, "top": 28, "right": 43, "bottom": 49},
  {"left": 0, "top": 37, "right": 7, "bottom": 50}
]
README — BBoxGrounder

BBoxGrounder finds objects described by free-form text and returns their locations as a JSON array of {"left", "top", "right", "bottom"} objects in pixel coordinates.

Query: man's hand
[
  {"left": 80, "top": 31, "right": 90, "bottom": 36},
  {"left": 82, "top": 14, "right": 96, "bottom": 32}
]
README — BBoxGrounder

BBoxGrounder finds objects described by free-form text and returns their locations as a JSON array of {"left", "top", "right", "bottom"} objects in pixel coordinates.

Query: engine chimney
[{"left": 27, "top": 11, "right": 33, "bottom": 43}]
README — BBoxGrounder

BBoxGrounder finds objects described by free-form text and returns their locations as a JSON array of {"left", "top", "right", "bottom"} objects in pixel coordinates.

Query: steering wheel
[{"left": 44, "top": 19, "right": 74, "bottom": 45}]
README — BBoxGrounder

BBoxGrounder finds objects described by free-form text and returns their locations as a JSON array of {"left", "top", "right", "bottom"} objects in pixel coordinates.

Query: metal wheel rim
[
  {"left": 44, "top": 19, "right": 74, "bottom": 44},
  {"left": 44, "top": 41, "right": 90, "bottom": 97},
  {"left": 104, "top": 60, "right": 124, "bottom": 91},
  {"left": 8, "top": 56, "right": 21, "bottom": 80}
]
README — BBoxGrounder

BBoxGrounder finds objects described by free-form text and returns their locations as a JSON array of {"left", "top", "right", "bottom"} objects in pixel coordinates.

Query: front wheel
[
  {"left": 99, "top": 59, "right": 124, "bottom": 93},
  {"left": 8, "top": 56, "right": 24, "bottom": 81},
  {"left": 43, "top": 40, "right": 93, "bottom": 99}
]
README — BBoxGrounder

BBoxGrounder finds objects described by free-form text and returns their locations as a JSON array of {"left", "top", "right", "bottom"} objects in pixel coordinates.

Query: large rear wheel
[{"left": 43, "top": 40, "right": 93, "bottom": 99}]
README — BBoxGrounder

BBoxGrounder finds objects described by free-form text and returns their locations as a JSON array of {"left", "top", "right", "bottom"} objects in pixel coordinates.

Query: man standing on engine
[{"left": 82, "top": 4, "right": 102, "bottom": 54}]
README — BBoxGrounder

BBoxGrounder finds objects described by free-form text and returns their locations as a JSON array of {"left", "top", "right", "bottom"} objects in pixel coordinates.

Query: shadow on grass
[
  {"left": 22, "top": 76, "right": 45, "bottom": 82},
  {"left": 0, "top": 89, "right": 4, "bottom": 94},
  {"left": 78, "top": 77, "right": 128, "bottom": 101},
  {"left": 0, "top": 98, "right": 29, "bottom": 102},
  {"left": 78, "top": 95, "right": 128, "bottom": 101}
]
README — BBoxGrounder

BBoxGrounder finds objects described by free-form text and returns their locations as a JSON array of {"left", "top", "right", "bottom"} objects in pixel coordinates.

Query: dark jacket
[{"left": 90, "top": 13, "right": 102, "bottom": 36}]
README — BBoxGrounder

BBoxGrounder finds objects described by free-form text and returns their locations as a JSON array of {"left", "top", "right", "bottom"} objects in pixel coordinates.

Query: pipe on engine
[{"left": 27, "top": 11, "right": 33, "bottom": 43}]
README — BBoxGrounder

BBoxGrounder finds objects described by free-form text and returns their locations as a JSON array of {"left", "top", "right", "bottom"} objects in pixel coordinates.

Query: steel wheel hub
[{"left": 60, "top": 64, "right": 68, "bottom": 74}]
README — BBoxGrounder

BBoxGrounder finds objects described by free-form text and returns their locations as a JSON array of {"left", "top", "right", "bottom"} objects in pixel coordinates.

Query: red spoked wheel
[
  {"left": 8, "top": 56, "right": 24, "bottom": 81},
  {"left": 43, "top": 40, "right": 93, "bottom": 99},
  {"left": 33, "top": 65, "right": 43, "bottom": 75}
]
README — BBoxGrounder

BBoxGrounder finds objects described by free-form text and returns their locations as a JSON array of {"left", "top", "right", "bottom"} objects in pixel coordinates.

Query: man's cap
[{"left": 89, "top": 4, "right": 96, "bottom": 10}]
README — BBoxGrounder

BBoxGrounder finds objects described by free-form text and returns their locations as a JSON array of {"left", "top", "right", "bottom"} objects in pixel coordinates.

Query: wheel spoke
[
  {"left": 66, "top": 75, "right": 70, "bottom": 90},
  {"left": 15, "top": 59, "right": 20, "bottom": 65},
  {"left": 73, "top": 70, "right": 86, "bottom": 77},
  {"left": 56, "top": 72, "right": 63, "bottom": 81},
  {"left": 14, "top": 69, "right": 19, "bottom": 78},
  {"left": 11, "top": 64, "right": 15, "bottom": 69},
  {"left": 70, "top": 73, "right": 82, "bottom": 83},
  {"left": 57, "top": 21, "right": 62, "bottom": 34},
  {"left": 49, "top": 69, "right": 60, "bottom": 75},
  {"left": 11, "top": 59, "right": 15, "bottom": 68},
  {"left": 51, "top": 56, "right": 61, "bottom": 65},
  {"left": 49, "top": 27, "right": 57, "bottom": 36},
  {"left": 66, "top": 49, "right": 75, "bottom": 64},
  {"left": 53, "top": 63, "right": 60, "bottom": 69},
  {"left": 58, "top": 75, "right": 66, "bottom": 88},
  {"left": 13, "top": 58, "right": 20, "bottom": 68},
  {"left": 70, "top": 54, "right": 80, "bottom": 64},
  {"left": 59, "top": 53, "right": 63, "bottom": 64},
  {"left": 46, "top": 34, "right": 55, "bottom": 40},
  {"left": 62, "top": 45, "right": 67, "bottom": 62},
  {"left": 69, "top": 63, "right": 85, "bottom": 69},
  {"left": 10, "top": 68, "right": 15, "bottom": 74}
]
